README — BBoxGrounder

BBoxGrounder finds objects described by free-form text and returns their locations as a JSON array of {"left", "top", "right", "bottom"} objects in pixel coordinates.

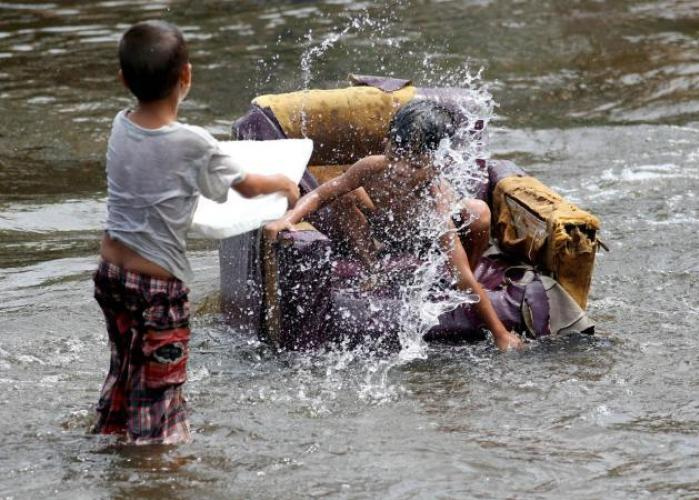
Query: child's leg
[
  {"left": 134, "top": 273, "right": 191, "bottom": 445},
  {"left": 93, "top": 301, "right": 131, "bottom": 435},
  {"left": 93, "top": 262, "right": 135, "bottom": 436},
  {"left": 326, "top": 188, "right": 377, "bottom": 266},
  {"left": 93, "top": 261, "right": 191, "bottom": 445},
  {"left": 454, "top": 199, "right": 491, "bottom": 270}
]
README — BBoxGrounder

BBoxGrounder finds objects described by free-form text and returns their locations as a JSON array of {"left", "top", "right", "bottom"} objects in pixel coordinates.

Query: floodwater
[{"left": 1, "top": 0, "right": 698, "bottom": 498}]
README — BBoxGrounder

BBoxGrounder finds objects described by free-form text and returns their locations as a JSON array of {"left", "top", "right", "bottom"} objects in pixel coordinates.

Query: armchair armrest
[{"left": 261, "top": 223, "right": 334, "bottom": 349}]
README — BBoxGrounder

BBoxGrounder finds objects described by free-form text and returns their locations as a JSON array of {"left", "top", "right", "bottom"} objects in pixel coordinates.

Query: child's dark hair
[
  {"left": 119, "top": 21, "right": 189, "bottom": 102},
  {"left": 388, "top": 100, "right": 457, "bottom": 157}
]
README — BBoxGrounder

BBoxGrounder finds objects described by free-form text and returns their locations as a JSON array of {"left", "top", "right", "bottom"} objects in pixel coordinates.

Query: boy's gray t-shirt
[{"left": 105, "top": 110, "right": 245, "bottom": 283}]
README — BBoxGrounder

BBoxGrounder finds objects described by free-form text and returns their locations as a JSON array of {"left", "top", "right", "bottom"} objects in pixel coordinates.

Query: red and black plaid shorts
[{"left": 93, "top": 260, "right": 191, "bottom": 444}]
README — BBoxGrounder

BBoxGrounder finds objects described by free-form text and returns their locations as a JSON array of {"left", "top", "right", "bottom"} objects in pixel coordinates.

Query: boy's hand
[
  {"left": 233, "top": 173, "right": 299, "bottom": 206},
  {"left": 492, "top": 327, "right": 524, "bottom": 352},
  {"left": 263, "top": 218, "right": 296, "bottom": 241},
  {"left": 280, "top": 177, "right": 300, "bottom": 208}
]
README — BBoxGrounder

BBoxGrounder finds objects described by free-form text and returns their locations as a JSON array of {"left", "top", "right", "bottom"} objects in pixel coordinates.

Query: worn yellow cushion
[
  {"left": 307, "top": 164, "right": 350, "bottom": 184},
  {"left": 254, "top": 86, "right": 416, "bottom": 165},
  {"left": 492, "top": 175, "right": 601, "bottom": 308}
]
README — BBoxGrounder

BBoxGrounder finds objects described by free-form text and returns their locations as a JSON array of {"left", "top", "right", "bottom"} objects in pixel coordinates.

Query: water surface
[{"left": 1, "top": 0, "right": 698, "bottom": 498}]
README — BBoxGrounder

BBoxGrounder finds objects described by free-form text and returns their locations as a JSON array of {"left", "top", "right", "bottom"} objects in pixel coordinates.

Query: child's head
[
  {"left": 386, "top": 100, "right": 457, "bottom": 163},
  {"left": 118, "top": 21, "right": 190, "bottom": 103}
]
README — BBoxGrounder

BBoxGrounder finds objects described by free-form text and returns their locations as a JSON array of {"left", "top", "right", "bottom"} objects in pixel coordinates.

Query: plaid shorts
[{"left": 93, "top": 260, "right": 191, "bottom": 445}]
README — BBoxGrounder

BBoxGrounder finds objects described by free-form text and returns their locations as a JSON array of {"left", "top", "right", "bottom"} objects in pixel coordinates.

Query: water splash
[
  {"left": 297, "top": 5, "right": 402, "bottom": 87},
  {"left": 395, "top": 73, "right": 494, "bottom": 361},
  {"left": 253, "top": 2, "right": 495, "bottom": 403}
]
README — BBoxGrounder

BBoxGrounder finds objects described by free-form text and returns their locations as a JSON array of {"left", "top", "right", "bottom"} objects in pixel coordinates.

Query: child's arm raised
[
  {"left": 233, "top": 173, "right": 300, "bottom": 207},
  {"left": 263, "top": 156, "right": 382, "bottom": 239}
]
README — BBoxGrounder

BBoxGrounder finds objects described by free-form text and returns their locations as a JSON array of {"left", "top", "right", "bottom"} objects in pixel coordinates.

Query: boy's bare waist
[{"left": 100, "top": 232, "right": 175, "bottom": 280}]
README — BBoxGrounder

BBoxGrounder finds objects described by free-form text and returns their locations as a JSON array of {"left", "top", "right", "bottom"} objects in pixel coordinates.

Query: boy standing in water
[
  {"left": 265, "top": 100, "right": 522, "bottom": 351},
  {"left": 94, "top": 20, "right": 299, "bottom": 444}
]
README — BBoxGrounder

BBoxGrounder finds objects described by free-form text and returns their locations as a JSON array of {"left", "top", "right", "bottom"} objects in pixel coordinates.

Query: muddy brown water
[{"left": 1, "top": 1, "right": 698, "bottom": 498}]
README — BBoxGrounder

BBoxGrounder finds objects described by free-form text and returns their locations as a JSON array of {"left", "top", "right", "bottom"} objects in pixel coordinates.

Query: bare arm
[
  {"left": 264, "top": 156, "right": 383, "bottom": 237},
  {"left": 431, "top": 183, "right": 522, "bottom": 351},
  {"left": 233, "top": 173, "right": 300, "bottom": 207}
]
